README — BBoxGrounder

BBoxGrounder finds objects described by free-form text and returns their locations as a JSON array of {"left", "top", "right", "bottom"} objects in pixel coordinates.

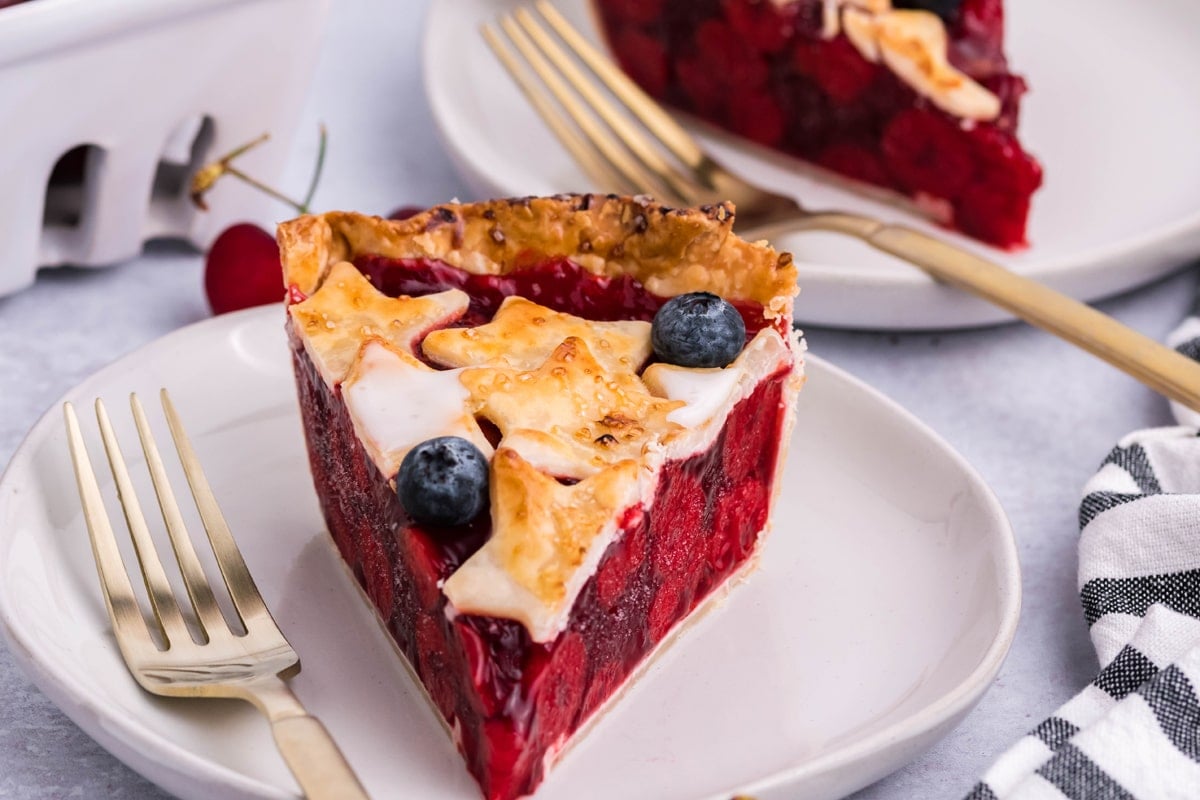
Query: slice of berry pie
[
  {"left": 593, "top": 0, "right": 1043, "bottom": 248},
  {"left": 280, "top": 195, "right": 804, "bottom": 799}
]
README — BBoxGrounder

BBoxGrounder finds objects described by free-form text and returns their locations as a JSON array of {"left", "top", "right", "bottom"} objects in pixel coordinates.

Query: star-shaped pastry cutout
[
  {"left": 341, "top": 339, "right": 493, "bottom": 478},
  {"left": 442, "top": 448, "right": 641, "bottom": 642},
  {"left": 422, "top": 295, "right": 652, "bottom": 375},
  {"left": 289, "top": 260, "right": 469, "bottom": 385},
  {"left": 460, "top": 336, "right": 682, "bottom": 477}
]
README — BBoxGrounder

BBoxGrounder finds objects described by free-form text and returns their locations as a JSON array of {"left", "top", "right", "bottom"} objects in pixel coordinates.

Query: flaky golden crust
[{"left": 278, "top": 194, "right": 798, "bottom": 319}]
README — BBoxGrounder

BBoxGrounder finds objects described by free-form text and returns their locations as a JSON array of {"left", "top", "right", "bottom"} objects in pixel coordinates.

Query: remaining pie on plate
[
  {"left": 593, "top": 0, "right": 1043, "bottom": 249},
  {"left": 280, "top": 194, "right": 804, "bottom": 799}
]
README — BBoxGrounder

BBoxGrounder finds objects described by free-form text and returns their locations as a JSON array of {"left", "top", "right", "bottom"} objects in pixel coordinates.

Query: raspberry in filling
[
  {"left": 592, "top": 0, "right": 1043, "bottom": 249},
  {"left": 280, "top": 196, "right": 804, "bottom": 800}
]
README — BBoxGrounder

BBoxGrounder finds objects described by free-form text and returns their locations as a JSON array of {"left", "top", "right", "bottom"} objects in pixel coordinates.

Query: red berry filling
[
  {"left": 353, "top": 253, "right": 786, "bottom": 341},
  {"left": 723, "top": 0, "right": 797, "bottom": 55},
  {"left": 592, "top": 0, "right": 1041, "bottom": 248},
  {"left": 288, "top": 257, "right": 793, "bottom": 800},
  {"left": 882, "top": 109, "right": 976, "bottom": 200},
  {"left": 610, "top": 28, "right": 671, "bottom": 97}
]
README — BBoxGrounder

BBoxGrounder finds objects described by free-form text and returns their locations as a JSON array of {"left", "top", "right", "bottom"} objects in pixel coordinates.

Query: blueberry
[
  {"left": 651, "top": 292, "right": 746, "bottom": 368},
  {"left": 396, "top": 436, "right": 489, "bottom": 527},
  {"left": 893, "top": 0, "right": 962, "bottom": 23}
]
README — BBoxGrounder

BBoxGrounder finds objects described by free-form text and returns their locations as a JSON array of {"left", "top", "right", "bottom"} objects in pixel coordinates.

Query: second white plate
[
  {"left": 0, "top": 307, "right": 1019, "bottom": 799},
  {"left": 424, "top": 0, "right": 1200, "bottom": 329}
]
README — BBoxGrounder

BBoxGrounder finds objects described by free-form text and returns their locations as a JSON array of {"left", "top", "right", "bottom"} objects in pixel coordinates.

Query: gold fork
[
  {"left": 63, "top": 390, "right": 368, "bottom": 800},
  {"left": 484, "top": 1, "right": 1200, "bottom": 413}
]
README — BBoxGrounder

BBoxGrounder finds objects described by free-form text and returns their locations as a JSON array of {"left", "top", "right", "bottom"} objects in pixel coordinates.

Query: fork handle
[
  {"left": 247, "top": 678, "right": 370, "bottom": 800},
  {"left": 272, "top": 715, "right": 370, "bottom": 800},
  {"left": 780, "top": 212, "right": 1200, "bottom": 412}
]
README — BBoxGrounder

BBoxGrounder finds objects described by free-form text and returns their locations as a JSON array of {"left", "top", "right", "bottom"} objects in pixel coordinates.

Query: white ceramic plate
[
  {"left": 0, "top": 307, "right": 1020, "bottom": 800},
  {"left": 423, "top": 0, "right": 1200, "bottom": 330}
]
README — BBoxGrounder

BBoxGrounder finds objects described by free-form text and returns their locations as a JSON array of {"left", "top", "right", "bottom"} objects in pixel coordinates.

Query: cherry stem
[
  {"left": 192, "top": 125, "right": 328, "bottom": 215},
  {"left": 224, "top": 166, "right": 307, "bottom": 214},
  {"left": 220, "top": 132, "right": 270, "bottom": 163},
  {"left": 301, "top": 124, "right": 328, "bottom": 213}
]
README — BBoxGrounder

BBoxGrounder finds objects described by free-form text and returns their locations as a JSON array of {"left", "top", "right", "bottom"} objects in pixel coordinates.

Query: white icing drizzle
[
  {"left": 649, "top": 365, "right": 743, "bottom": 430},
  {"left": 644, "top": 328, "right": 793, "bottom": 441},
  {"left": 342, "top": 342, "right": 493, "bottom": 478}
]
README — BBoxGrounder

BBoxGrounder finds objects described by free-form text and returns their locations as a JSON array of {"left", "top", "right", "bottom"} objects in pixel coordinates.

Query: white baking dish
[{"left": 0, "top": 0, "right": 330, "bottom": 296}]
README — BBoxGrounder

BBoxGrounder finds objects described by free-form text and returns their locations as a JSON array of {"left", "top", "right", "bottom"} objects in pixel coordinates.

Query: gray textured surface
[{"left": 0, "top": 1, "right": 1196, "bottom": 798}]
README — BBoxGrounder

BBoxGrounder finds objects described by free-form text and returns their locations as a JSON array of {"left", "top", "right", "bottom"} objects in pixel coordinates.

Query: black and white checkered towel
[{"left": 967, "top": 308, "right": 1200, "bottom": 799}]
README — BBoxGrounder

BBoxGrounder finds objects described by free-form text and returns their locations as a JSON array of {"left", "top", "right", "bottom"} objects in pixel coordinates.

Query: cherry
[
  {"left": 610, "top": 28, "right": 670, "bottom": 97},
  {"left": 200, "top": 201, "right": 422, "bottom": 317},
  {"left": 727, "top": 88, "right": 785, "bottom": 147},
  {"left": 674, "top": 54, "right": 724, "bottom": 116},
  {"left": 598, "top": 0, "right": 665, "bottom": 26},
  {"left": 203, "top": 223, "right": 282, "bottom": 314},
  {"left": 794, "top": 36, "right": 880, "bottom": 106},
  {"left": 530, "top": 631, "right": 587, "bottom": 742},
  {"left": 967, "top": 123, "right": 1042, "bottom": 197},
  {"left": 192, "top": 127, "right": 326, "bottom": 315},
  {"left": 818, "top": 143, "right": 891, "bottom": 187},
  {"left": 358, "top": 524, "right": 395, "bottom": 615},
  {"left": 881, "top": 108, "right": 976, "bottom": 200},
  {"left": 694, "top": 20, "right": 768, "bottom": 90},
  {"left": 191, "top": 135, "right": 433, "bottom": 314},
  {"left": 956, "top": 185, "right": 1031, "bottom": 249},
  {"left": 723, "top": 0, "right": 794, "bottom": 54},
  {"left": 595, "top": 517, "right": 647, "bottom": 609}
]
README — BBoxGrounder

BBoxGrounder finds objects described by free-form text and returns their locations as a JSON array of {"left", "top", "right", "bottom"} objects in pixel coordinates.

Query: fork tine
[
  {"left": 130, "top": 393, "right": 227, "bottom": 642},
  {"left": 494, "top": 14, "right": 661, "bottom": 198},
  {"left": 511, "top": 7, "right": 696, "bottom": 201},
  {"left": 492, "top": 14, "right": 686, "bottom": 204},
  {"left": 159, "top": 389, "right": 276, "bottom": 633},
  {"left": 93, "top": 398, "right": 192, "bottom": 647},
  {"left": 483, "top": 23, "right": 631, "bottom": 194},
  {"left": 64, "top": 403, "right": 150, "bottom": 645},
  {"left": 533, "top": 1, "right": 709, "bottom": 175}
]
